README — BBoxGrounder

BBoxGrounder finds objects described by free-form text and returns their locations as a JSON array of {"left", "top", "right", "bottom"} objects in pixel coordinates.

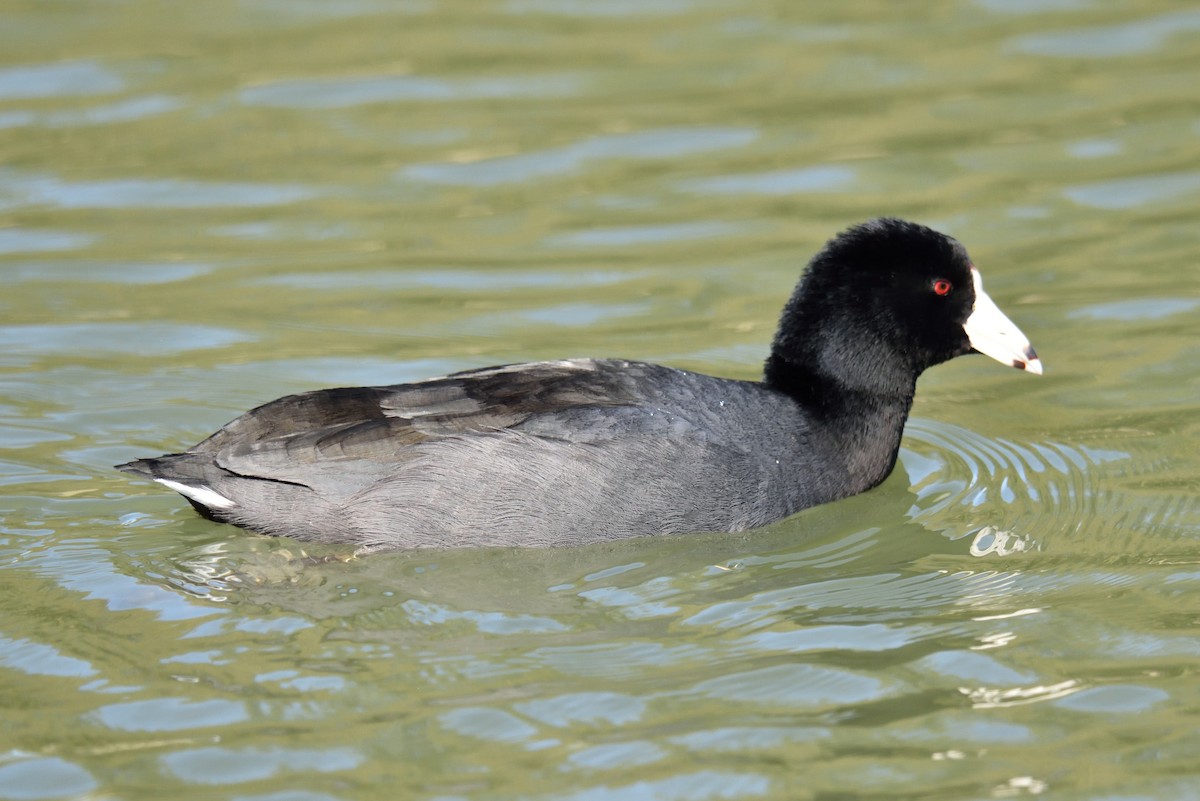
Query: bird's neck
[
  {"left": 764, "top": 352, "right": 916, "bottom": 501},
  {"left": 763, "top": 336, "right": 918, "bottom": 405}
]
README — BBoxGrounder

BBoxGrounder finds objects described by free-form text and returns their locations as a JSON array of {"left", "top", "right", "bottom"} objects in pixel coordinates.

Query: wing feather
[{"left": 203, "top": 359, "right": 652, "bottom": 488}]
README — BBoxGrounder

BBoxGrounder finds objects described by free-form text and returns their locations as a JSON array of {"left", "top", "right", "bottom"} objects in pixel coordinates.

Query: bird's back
[{"left": 118, "top": 359, "right": 817, "bottom": 549}]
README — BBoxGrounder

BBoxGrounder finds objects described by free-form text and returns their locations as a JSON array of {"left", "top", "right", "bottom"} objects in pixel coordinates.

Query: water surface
[{"left": 2, "top": 1, "right": 1199, "bottom": 799}]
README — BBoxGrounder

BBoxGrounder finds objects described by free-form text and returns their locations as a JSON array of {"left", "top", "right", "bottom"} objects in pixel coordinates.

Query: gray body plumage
[{"left": 118, "top": 358, "right": 909, "bottom": 549}]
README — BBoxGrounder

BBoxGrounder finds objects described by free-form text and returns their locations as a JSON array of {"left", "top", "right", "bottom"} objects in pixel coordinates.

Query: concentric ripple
[{"left": 901, "top": 419, "right": 1133, "bottom": 553}]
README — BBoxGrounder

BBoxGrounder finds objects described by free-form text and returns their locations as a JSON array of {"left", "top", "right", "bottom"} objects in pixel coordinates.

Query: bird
[{"left": 117, "top": 218, "right": 1041, "bottom": 551}]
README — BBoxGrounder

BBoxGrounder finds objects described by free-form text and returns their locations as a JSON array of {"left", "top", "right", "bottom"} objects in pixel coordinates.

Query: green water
[{"left": 3, "top": 1, "right": 1200, "bottom": 798}]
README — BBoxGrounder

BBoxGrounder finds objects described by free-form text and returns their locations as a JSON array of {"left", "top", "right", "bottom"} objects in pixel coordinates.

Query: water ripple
[
  {"left": 556, "top": 771, "right": 770, "bottom": 801},
  {"left": 440, "top": 706, "right": 543, "bottom": 744},
  {"left": 402, "top": 599, "right": 569, "bottom": 634},
  {"left": 254, "top": 267, "right": 636, "bottom": 292},
  {"left": 678, "top": 164, "right": 856, "bottom": 196},
  {"left": 1053, "top": 684, "right": 1169, "bottom": 714},
  {"left": 506, "top": 0, "right": 697, "bottom": 16},
  {"left": 1065, "top": 138, "right": 1123, "bottom": 159},
  {"left": 0, "top": 758, "right": 97, "bottom": 799},
  {"left": 515, "top": 692, "right": 646, "bottom": 727},
  {"left": 0, "top": 633, "right": 97, "bottom": 678},
  {"left": 0, "top": 59, "right": 123, "bottom": 100},
  {"left": 0, "top": 229, "right": 95, "bottom": 254},
  {"left": 160, "top": 746, "right": 364, "bottom": 785},
  {"left": 1010, "top": 10, "right": 1200, "bottom": 57},
  {"left": 0, "top": 95, "right": 183, "bottom": 129},
  {"left": 0, "top": 170, "right": 318, "bottom": 210},
  {"left": 902, "top": 419, "right": 1128, "bottom": 550},
  {"left": 976, "top": 0, "right": 1090, "bottom": 15},
  {"left": 7, "top": 260, "right": 211, "bottom": 284},
  {"left": 92, "top": 697, "right": 248, "bottom": 732},
  {"left": 1064, "top": 171, "right": 1200, "bottom": 210},
  {"left": 0, "top": 323, "right": 252, "bottom": 357},
  {"left": 1069, "top": 297, "right": 1200, "bottom": 321},
  {"left": 567, "top": 741, "right": 665, "bottom": 770},
  {"left": 403, "top": 127, "right": 756, "bottom": 186},
  {"left": 243, "top": 0, "right": 430, "bottom": 20},
  {"left": 239, "top": 72, "right": 582, "bottom": 108},
  {"left": 543, "top": 220, "right": 751, "bottom": 248},
  {"left": 686, "top": 663, "right": 890, "bottom": 707}
]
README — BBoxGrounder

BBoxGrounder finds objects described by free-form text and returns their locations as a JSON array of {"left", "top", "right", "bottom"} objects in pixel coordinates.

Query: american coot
[{"left": 118, "top": 218, "right": 1041, "bottom": 550}]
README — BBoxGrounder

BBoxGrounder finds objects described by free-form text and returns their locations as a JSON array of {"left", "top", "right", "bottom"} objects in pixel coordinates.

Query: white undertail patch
[{"left": 155, "top": 478, "right": 236, "bottom": 510}]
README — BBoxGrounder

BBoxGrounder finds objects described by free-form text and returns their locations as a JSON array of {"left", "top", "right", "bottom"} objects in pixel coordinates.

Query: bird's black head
[{"left": 765, "top": 218, "right": 1039, "bottom": 400}]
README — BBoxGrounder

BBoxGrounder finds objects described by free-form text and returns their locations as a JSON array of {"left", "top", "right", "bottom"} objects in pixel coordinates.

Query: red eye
[{"left": 932, "top": 279, "right": 953, "bottom": 296}]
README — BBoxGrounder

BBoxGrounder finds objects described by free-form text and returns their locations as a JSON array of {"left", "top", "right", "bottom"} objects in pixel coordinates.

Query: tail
[
  {"left": 116, "top": 454, "right": 237, "bottom": 519},
  {"left": 115, "top": 456, "right": 173, "bottom": 480}
]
